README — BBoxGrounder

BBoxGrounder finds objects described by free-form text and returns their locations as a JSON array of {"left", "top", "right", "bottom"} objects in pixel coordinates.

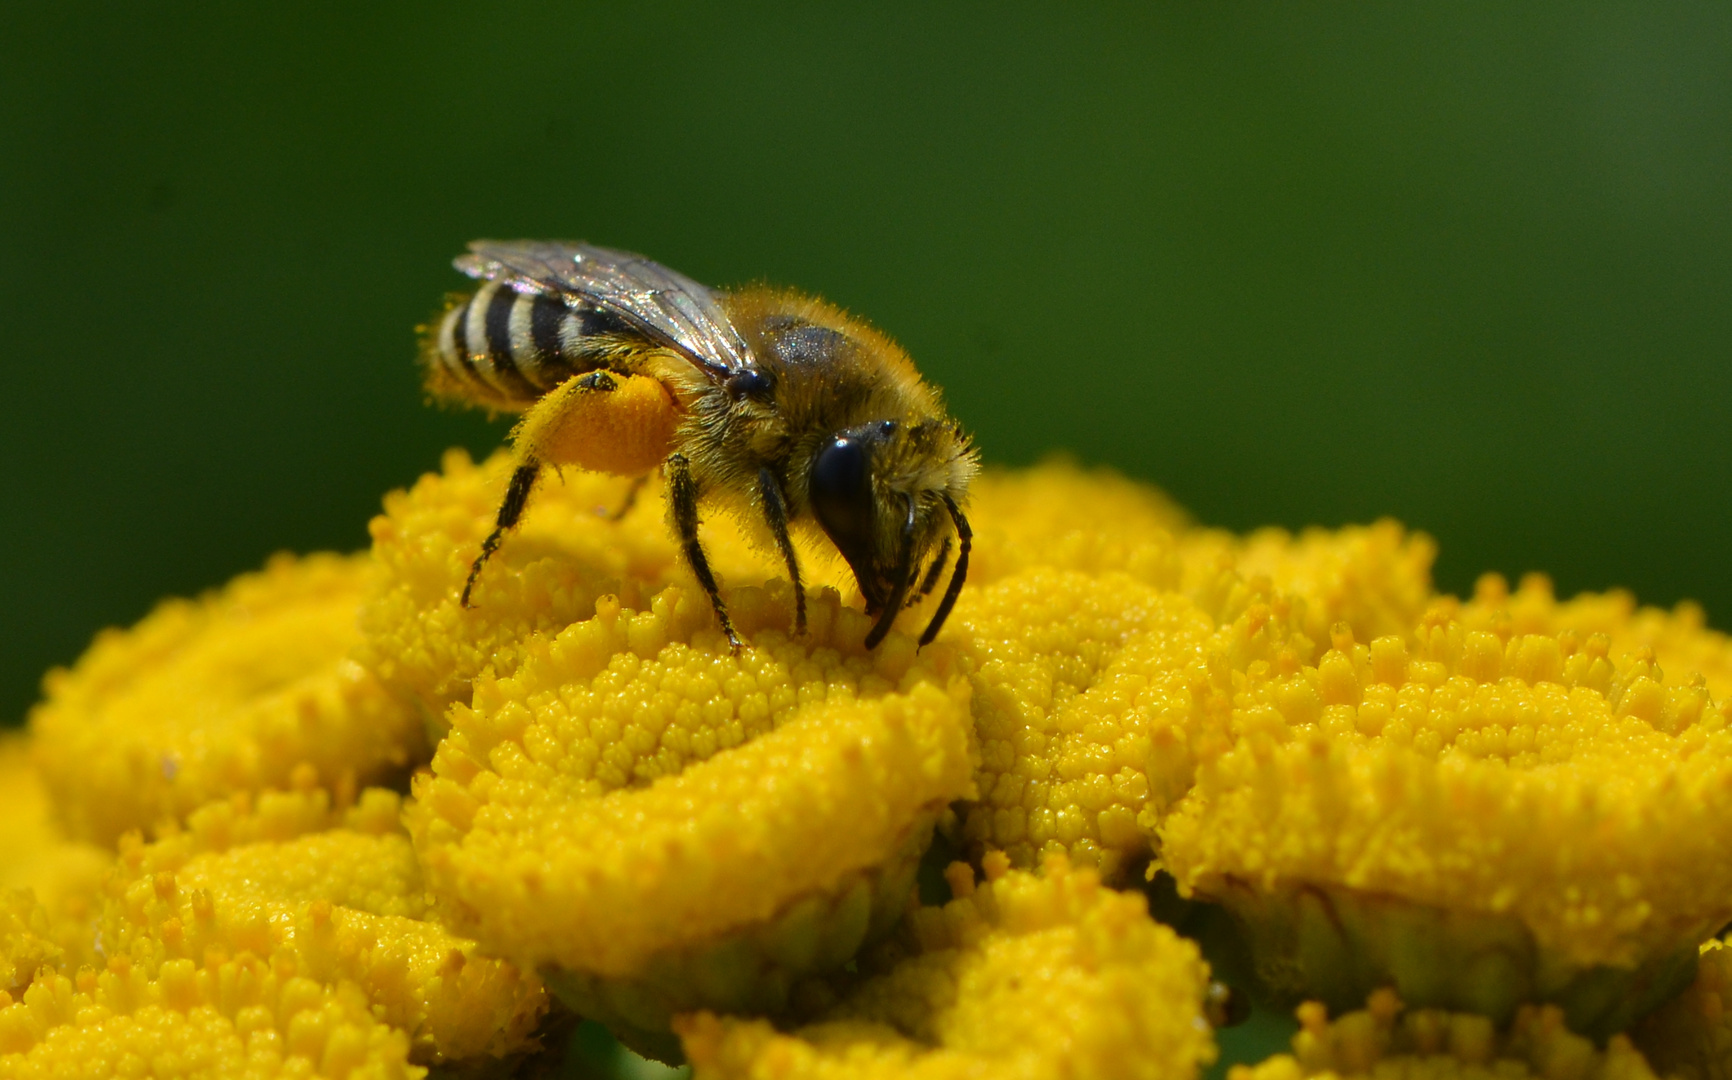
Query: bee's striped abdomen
[{"left": 431, "top": 281, "right": 622, "bottom": 407}]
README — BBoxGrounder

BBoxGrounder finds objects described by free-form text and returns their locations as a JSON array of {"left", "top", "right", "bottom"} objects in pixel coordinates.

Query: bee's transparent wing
[{"left": 456, "top": 240, "right": 753, "bottom": 377}]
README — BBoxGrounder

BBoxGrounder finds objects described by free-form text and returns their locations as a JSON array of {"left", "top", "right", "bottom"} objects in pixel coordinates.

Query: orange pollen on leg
[{"left": 518, "top": 373, "right": 681, "bottom": 476}]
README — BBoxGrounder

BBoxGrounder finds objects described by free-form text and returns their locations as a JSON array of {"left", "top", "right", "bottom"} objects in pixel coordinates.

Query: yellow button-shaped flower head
[
  {"left": 1159, "top": 617, "right": 1732, "bottom": 1036},
  {"left": 952, "top": 568, "right": 1217, "bottom": 882},
  {"left": 99, "top": 787, "right": 547, "bottom": 1066},
  {"left": 405, "top": 585, "right": 976, "bottom": 1059},
  {"left": 0, "top": 952, "right": 419, "bottom": 1079},
  {"left": 28, "top": 552, "right": 422, "bottom": 846},
  {"left": 676, "top": 855, "right": 1218, "bottom": 1080}
]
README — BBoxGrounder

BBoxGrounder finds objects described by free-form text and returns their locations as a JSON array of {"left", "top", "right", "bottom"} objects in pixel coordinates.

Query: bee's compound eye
[
  {"left": 810, "top": 437, "right": 874, "bottom": 550},
  {"left": 726, "top": 369, "right": 772, "bottom": 400}
]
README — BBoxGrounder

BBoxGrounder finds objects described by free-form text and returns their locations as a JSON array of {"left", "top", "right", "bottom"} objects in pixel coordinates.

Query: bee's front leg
[
  {"left": 667, "top": 452, "right": 742, "bottom": 651},
  {"left": 757, "top": 467, "right": 806, "bottom": 636}
]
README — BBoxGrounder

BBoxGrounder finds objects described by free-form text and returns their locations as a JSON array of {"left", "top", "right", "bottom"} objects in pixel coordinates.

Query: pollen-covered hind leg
[
  {"left": 668, "top": 452, "right": 742, "bottom": 651},
  {"left": 461, "top": 460, "right": 540, "bottom": 608},
  {"left": 516, "top": 368, "right": 679, "bottom": 477}
]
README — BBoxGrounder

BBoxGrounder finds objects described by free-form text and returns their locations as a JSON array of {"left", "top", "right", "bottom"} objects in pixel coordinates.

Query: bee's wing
[{"left": 456, "top": 240, "right": 753, "bottom": 378}]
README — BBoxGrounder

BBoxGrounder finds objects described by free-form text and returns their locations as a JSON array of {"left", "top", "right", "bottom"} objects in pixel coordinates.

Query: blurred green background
[{"left": 4, "top": 1, "right": 1730, "bottom": 732}]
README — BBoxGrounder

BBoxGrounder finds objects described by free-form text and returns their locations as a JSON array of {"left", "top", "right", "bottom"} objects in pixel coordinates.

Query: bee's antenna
[
  {"left": 865, "top": 496, "right": 917, "bottom": 649},
  {"left": 918, "top": 496, "right": 970, "bottom": 648}
]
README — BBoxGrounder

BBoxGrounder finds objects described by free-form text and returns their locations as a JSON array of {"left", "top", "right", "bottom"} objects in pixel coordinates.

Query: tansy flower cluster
[{"left": 5, "top": 449, "right": 1732, "bottom": 1079}]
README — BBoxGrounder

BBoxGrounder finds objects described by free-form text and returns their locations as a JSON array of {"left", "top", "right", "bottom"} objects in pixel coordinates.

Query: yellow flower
[
  {"left": 21, "top": 437, "right": 1732, "bottom": 1077},
  {"left": 1158, "top": 615, "right": 1732, "bottom": 1035},
  {"left": 1177, "top": 519, "right": 1437, "bottom": 647},
  {"left": 0, "top": 892, "right": 59, "bottom": 1000},
  {"left": 0, "top": 736, "right": 110, "bottom": 970},
  {"left": 100, "top": 785, "right": 547, "bottom": 1065},
  {"left": 28, "top": 552, "right": 423, "bottom": 846},
  {"left": 963, "top": 459, "right": 1191, "bottom": 589},
  {"left": 405, "top": 583, "right": 976, "bottom": 1058},
  {"left": 950, "top": 467, "right": 1436, "bottom": 883},
  {"left": 0, "top": 952, "right": 419, "bottom": 1079},
  {"left": 359, "top": 448, "right": 803, "bottom": 729},
  {"left": 675, "top": 855, "right": 1217, "bottom": 1080},
  {"left": 953, "top": 568, "right": 1217, "bottom": 882},
  {"left": 1456, "top": 572, "right": 1732, "bottom": 702},
  {"left": 1233, "top": 990, "right": 1661, "bottom": 1080}
]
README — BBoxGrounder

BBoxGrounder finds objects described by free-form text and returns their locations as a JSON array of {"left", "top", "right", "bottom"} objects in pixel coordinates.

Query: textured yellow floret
[
  {"left": 406, "top": 584, "right": 975, "bottom": 1044},
  {"left": 101, "top": 788, "right": 546, "bottom": 1065},
  {"left": 952, "top": 568, "right": 1217, "bottom": 881},
  {"left": 0, "top": 892, "right": 59, "bottom": 999},
  {"left": 1159, "top": 616, "right": 1732, "bottom": 1029},
  {"left": 964, "top": 460, "right": 1190, "bottom": 589},
  {"left": 676, "top": 856, "right": 1217, "bottom": 1080},
  {"left": 28, "top": 552, "right": 422, "bottom": 846},
  {"left": 360, "top": 448, "right": 787, "bottom": 724},
  {"left": 0, "top": 737, "right": 109, "bottom": 969},
  {"left": 1178, "top": 519, "right": 1437, "bottom": 649},
  {"left": 950, "top": 473, "right": 1439, "bottom": 883},
  {"left": 964, "top": 463, "right": 1435, "bottom": 658},
  {"left": 0, "top": 952, "right": 419, "bottom": 1079},
  {"left": 1634, "top": 939, "right": 1732, "bottom": 1080},
  {"left": 1456, "top": 573, "right": 1732, "bottom": 703},
  {"left": 1233, "top": 991, "right": 1661, "bottom": 1080}
]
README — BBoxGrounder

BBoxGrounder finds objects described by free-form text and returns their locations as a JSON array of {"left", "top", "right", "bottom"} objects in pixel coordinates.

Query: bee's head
[{"left": 808, "top": 418, "right": 977, "bottom": 648}]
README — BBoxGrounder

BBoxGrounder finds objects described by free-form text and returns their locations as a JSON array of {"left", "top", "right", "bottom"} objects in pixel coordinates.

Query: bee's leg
[
  {"left": 913, "top": 535, "right": 951, "bottom": 601},
  {"left": 918, "top": 496, "right": 971, "bottom": 647},
  {"left": 600, "top": 473, "right": 650, "bottom": 521},
  {"left": 756, "top": 467, "right": 806, "bottom": 635},
  {"left": 864, "top": 496, "right": 918, "bottom": 650},
  {"left": 668, "top": 452, "right": 742, "bottom": 651},
  {"left": 461, "top": 460, "right": 541, "bottom": 608}
]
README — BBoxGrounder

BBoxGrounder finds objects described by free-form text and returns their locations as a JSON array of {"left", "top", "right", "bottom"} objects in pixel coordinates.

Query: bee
[{"left": 422, "top": 240, "right": 979, "bottom": 651}]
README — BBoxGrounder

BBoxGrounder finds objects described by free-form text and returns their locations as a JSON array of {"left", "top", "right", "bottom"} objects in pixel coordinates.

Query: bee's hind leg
[
  {"left": 461, "top": 460, "right": 541, "bottom": 608},
  {"left": 757, "top": 467, "right": 806, "bottom": 635},
  {"left": 599, "top": 473, "right": 649, "bottom": 521},
  {"left": 667, "top": 452, "right": 742, "bottom": 651}
]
